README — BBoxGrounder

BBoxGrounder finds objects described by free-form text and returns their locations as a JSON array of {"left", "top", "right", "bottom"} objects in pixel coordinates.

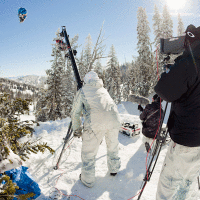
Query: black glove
[{"left": 138, "top": 104, "right": 143, "bottom": 112}]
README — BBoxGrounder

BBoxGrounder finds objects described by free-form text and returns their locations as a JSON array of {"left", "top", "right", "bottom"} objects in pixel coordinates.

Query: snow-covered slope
[{"left": 16, "top": 101, "right": 200, "bottom": 200}]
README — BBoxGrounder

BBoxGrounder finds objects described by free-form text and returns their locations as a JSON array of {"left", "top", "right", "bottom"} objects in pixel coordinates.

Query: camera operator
[{"left": 155, "top": 24, "right": 200, "bottom": 199}]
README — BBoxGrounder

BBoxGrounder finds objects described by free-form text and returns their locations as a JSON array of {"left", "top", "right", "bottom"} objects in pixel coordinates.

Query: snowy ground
[{"left": 19, "top": 101, "right": 200, "bottom": 200}]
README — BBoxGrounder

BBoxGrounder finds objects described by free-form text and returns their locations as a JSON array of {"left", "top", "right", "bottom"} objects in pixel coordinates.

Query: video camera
[
  {"left": 159, "top": 34, "right": 187, "bottom": 73},
  {"left": 160, "top": 33, "right": 186, "bottom": 55},
  {"left": 160, "top": 31, "right": 193, "bottom": 71},
  {"left": 160, "top": 24, "right": 200, "bottom": 55}
]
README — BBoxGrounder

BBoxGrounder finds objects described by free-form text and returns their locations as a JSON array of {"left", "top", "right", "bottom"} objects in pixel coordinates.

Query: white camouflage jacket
[{"left": 71, "top": 78, "right": 120, "bottom": 132}]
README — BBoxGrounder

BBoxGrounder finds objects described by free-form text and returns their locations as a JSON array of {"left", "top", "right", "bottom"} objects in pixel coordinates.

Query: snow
[{"left": 7, "top": 101, "right": 200, "bottom": 199}]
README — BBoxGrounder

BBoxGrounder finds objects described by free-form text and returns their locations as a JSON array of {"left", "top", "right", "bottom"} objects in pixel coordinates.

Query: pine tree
[
  {"left": 121, "top": 63, "right": 131, "bottom": 101},
  {"left": 162, "top": 5, "right": 173, "bottom": 39},
  {"left": 0, "top": 174, "right": 36, "bottom": 199},
  {"left": 152, "top": 4, "right": 163, "bottom": 78},
  {"left": 61, "top": 34, "right": 78, "bottom": 117},
  {"left": 36, "top": 31, "right": 79, "bottom": 120},
  {"left": 0, "top": 93, "right": 54, "bottom": 164},
  {"left": 77, "top": 49, "right": 85, "bottom": 80},
  {"left": 61, "top": 65, "right": 74, "bottom": 117},
  {"left": 35, "top": 88, "right": 48, "bottom": 122},
  {"left": 94, "top": 59, "right": 106, "bottom": 84},
  {"left": 0, "top": 174, "right": 19, "bottom": 200},
  {"left": 136, "top": 7, "right": 154, "bottom": 97},
  {"left": 129, "top": 59, "right": 140, "bottom": 95},
  {"left": 177, "top": 13, "right": 185, "bottom": 36},
  {"left": 106, "top": 45, "right": 121, "bottom": 104},
  {"left": 153, "top": 4, "right": 162, "bottom": 47},
  {"left": 45, "top": 29, "right": 66, "bottom": 121}
]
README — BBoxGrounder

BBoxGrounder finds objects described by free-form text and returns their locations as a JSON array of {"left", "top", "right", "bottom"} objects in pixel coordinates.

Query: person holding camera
[
  {"left": 155, "top": 24, "right": 200, "bottom": 199},
  {"left": 138, "top": 94, "right": 163, "bottom": 152},
  {"left": 71, "top": 70, "right": 121, "bottom": 188}
]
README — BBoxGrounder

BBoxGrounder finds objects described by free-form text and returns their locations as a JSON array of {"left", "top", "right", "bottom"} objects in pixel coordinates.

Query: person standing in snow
[
  {"left": 154, "top": 24, "right": 200, "bottom": 199},
  {"left": 71, "top": 70, "right": 121, "bottom": 188}
]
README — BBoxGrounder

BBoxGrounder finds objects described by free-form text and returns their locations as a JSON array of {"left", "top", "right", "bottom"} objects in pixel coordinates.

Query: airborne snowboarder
[{"left": 18, "top": 7, "right": 27, "bottom": 23}]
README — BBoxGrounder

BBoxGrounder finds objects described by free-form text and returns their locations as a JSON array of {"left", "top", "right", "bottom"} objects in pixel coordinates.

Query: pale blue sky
[{"left": 0, "top": 0, "right": 199, "bottom": 77}]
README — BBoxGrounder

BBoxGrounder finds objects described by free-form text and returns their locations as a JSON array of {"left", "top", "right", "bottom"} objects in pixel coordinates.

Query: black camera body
[
  {"left": 160, "top": 34, "right": 186, "bottom": 55},
  {"left": 160, "top": 25, "right": 200, "bottom": 55}
]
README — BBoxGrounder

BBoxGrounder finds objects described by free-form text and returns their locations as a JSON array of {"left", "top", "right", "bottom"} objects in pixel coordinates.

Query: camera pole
[{"left": 54, "top": 27, "right": 83, "bottom": 170}]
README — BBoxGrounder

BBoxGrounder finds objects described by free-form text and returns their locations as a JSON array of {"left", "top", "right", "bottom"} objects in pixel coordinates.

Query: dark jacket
[
  {"left": 154, "top": 41, "right": 200, "bottom": 147},
  {"left": 140, "top": 102, "right": 163, "bottom": 139}
]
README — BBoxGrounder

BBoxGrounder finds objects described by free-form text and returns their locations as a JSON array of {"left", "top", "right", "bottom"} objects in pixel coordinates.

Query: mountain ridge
[{"left": 5, "top": 75, "right": 47, "bottom": 88}]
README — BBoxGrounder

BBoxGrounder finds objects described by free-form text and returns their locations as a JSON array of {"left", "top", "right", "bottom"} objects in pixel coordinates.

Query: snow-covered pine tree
[
  {"left": 152, "top": 4, "right": 163, "bottom": 78},
  {"left": 129, "top": 59, "right": 140, "bottom": 95},
  {"left": 121, "top": 62, "right": 131, "bottom": 101},
  {"left": 0, "top": 93, "right": 54, "bottom": 165},
  {"left": 0, "top": 174, "right": 19, "bottom": 200},
  {"left": 62, "top": 69, "right": 75, "bottom": 116},
  {"left": 136, "top": 7, "right": 154, "bottom": 97},
  {"left": 35, "top": 88, "right": 48, "bottom": 122},
  {"left": 162, "top": 5, "right": 173, "bottom": 39},
  {"left": 153, "top": 4, "right": 162, "bottom": 47},
  {"left": 94, "top": 59, "right": 106, "bottom": 84},
  {"left": 0, "top": 173, "right": 35, "bottom": 200},
  {"left": 106, "top": 44, "right": 121, "bottom": 104},
  {"left": 45, "top": 29, "right": 66, "bottom": 121},
  {"left": 177, "top": 13, "right": 185, "bottom": 36},
  {"left": 61, "top": 66, "right": 74, "bottom": 118},
  {"left": 77, "top": 49, "right": 85, "bottom": 80}
]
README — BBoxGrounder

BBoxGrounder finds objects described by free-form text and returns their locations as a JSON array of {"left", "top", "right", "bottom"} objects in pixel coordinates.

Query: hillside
[
  {"left": 7, "top": 75, "right": 47, "bottom": 88},
  {"left": 0, "top": 77, "right": 39, "bottom": 100}
]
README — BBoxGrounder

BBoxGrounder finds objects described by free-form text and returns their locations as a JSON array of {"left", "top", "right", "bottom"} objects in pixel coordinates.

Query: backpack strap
[{"left": 143, "top": 109, "right": 159, "bottom": 123}]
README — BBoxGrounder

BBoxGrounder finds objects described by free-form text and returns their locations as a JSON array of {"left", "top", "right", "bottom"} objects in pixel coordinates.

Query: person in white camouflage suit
[{"left": 71, "top": 70, "right": 121, "bottom": 188}]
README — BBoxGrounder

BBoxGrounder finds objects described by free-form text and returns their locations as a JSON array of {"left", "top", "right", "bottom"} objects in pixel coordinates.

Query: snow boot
[
  {"left": 79, "top": 174, "right": 94, "bottom": 188},
  {"left": 110, "top": 173, "right": 117, "bottom": 176}
]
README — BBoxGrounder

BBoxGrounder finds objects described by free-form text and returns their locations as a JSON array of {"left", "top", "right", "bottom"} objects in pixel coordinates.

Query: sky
[{"left": 0, "top": 0, "right": 200, "bottom": 78}]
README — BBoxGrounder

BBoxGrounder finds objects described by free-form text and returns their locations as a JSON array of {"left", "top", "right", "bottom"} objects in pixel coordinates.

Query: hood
[{"left": 84, "top": 70, "right": 103, "bottom": 88}]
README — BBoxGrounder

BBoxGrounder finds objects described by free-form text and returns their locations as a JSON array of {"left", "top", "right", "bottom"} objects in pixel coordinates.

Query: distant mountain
[
  {"left": 0, "top": 77, "right": 39, "bottom": 100},
  {"left": 7, "top": 75, "right": 47, "bottom": 88}
]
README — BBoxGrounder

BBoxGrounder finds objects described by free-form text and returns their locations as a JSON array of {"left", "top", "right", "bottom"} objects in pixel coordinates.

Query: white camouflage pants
[
  {"left": 81, "top": 128, "right": 120, "bottom": 187},
  {"left": 156, "top": 140, "right": 200, "bottom": 200}
]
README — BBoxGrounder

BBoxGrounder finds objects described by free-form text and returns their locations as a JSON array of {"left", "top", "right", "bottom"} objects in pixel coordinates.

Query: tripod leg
[
  {"left": 54, "top": 121, "right": 73, "bottom": 170},
  {"left": 137, "top": 102, "right": 169, "bottom": 200}
]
